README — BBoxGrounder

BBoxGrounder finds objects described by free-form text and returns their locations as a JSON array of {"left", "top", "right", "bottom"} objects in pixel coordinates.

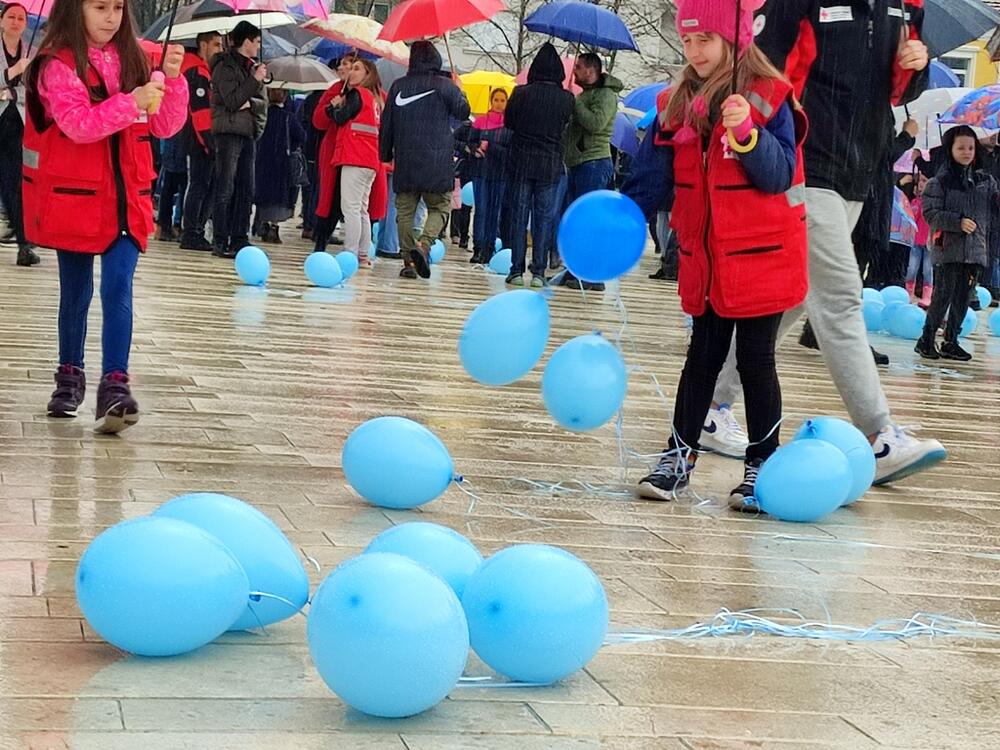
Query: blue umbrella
[
  {"left": 929, "top": 60, "right": 961, "bottom": 89},
  {"left": 612, "top": 110, "right": 641, "bottom": 157},
  {"left": 300, "top": 36, "right": 379, "bottom": 63},
  {"left": 524, "top": 1, "right": 639, "bottom": 52},
  {"left": 636, "top": 106, "right": 657, "bottom": 130},
  {"left": 622, "top": 82, "right": 668, "bottom": 113},
  {"left": 262, "top": 33, "right": 297, "bottom": 61}
]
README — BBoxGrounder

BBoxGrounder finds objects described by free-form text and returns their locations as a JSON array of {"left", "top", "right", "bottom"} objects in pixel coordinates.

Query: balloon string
[
  {"left": 303, "top": 555, "right": 322, "bottom": 575},
  {"left": 770, "top": 533, "right": 1000, "bottom": 563}
]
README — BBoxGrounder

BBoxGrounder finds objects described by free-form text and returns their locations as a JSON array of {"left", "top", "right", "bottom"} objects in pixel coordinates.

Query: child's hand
[
  {"left": 961, "top": 218, "right": 977, "bottom": 234},
  {"left": 161, "top": 44, "right": 184, "bottom": 79},
  {"left": 722, "top": 95, "right": 752, "bottom": 143},
  {"left": 133, "top": 79, "right": 165, "bottom": 112}
]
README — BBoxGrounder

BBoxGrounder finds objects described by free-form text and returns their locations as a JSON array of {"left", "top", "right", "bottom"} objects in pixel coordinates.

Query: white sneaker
[
  {"left": 699, "top": 405, "right": 748, "bottom": 459},
  {"left": 872, "top": 424, "right": 947, "bottom": 485}
]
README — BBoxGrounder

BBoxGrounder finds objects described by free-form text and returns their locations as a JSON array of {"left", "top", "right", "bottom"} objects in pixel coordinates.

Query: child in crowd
[
  {"left": 23, "top": 0, "right": 188, "bottom": 432},
  {"left": 622, "top": 0, "right": 808, "bottom": 509},
  {"left": 906, "top": 171, "right": 933, "bottom": 307}
]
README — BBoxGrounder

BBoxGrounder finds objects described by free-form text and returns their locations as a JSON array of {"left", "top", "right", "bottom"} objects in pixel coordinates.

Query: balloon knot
[{"left": 453, "top": 474, "right": 465, "bottom": 484}]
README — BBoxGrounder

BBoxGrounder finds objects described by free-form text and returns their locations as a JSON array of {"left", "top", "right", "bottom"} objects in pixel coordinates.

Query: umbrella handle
[{"left": 158, "top": 0, "right": 182, "bottom": 69}]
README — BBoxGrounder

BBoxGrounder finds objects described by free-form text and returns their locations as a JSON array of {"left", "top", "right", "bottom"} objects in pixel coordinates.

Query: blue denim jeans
[
  {"left": 472, "top": 178, "right": 505, "bottom": 254},
  {"left": 376, "top": 173, "right": 400, "bottom": 255},
  {"left": 567, "top": 157, "right": 614, "bottom": 205},
  {"left": 906, "top": 244, "right": 933, "bottom": 286},
  {"left": 507, "top": 178, "right": 558, "bottom": 277},
  {"left": 57, "top": 237, "right": 140, "bottom": 376}
]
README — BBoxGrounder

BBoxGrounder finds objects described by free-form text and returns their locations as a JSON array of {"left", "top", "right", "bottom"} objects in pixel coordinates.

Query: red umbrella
[{"left": 378, "top": 0, "right": 506, "bottom": 42}]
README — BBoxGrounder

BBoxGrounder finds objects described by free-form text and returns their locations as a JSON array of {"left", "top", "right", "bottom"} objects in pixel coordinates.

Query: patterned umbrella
[
  {"left": 302, "top": 15, "right": 409, "bottom": 66},
  {"left": 890, "top": 187, "right": 918, "bottom": 247},
  {"left": 938, "top": 85, "right": 1000, "bottom": 131}
]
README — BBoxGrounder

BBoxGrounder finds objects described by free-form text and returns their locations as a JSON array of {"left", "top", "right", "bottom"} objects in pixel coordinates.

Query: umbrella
[
  {"left": 523, "top": 0, "right": 639, "bottom": 52},
  {"left": 938, "top": 85, "right": 1000, "bottom": 130},
  {"left": 301, "top": 37, "right": 378, "bottom": 62},
  {"left": 515, "top": 54, "right": 581, "bottom": 94},
  {"left": 266, "top": 54, "right": 339, "bottom": 88},
  {"left": 19, "top": 0, "right": 55, "bottom": 49},
  {"left": 890, "top": 187, "right": 917, "bottom": 247},
  {"left": 922, "top": 0, "right": 1000, "bottom": 59},
  {"left": 621, "top": 81, "right": 668, "bottom": 113},
  {"left": 270, "top": 22, "right": 316, "bottom": 47},
  {"left": 376, "top": 58, "right": 408, "bottom": 89},
  {"left": 262, "top": 32, "right": 298, "bottom": 59},
  {"left": 302, "top": 15, "right": 409, "bottom": 66},
  {"left": 220, "top": 0, "right": 327, "bottom": 20},
  {"left": 611, "top": 110, "right": 641, "bottom": 157},
  {"left": 893, "top": 147, "right": 931, "bottom": 173},
  {"left": 460, "top": 70, "right": 516, "bottom": 114},
  {"left": 929, "top": 59, "right": 961, "bottom": 89},
  {"left": 893, "top": 86, "right": 972, "bottom": 148},
  {"left": 144, "top": 0, "right": 296, "bottom": 42}
]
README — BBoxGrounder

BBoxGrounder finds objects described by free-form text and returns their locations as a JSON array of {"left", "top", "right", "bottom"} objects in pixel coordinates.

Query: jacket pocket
[{"left": 713, "top": 231, "right": 807, "bottom": 315}]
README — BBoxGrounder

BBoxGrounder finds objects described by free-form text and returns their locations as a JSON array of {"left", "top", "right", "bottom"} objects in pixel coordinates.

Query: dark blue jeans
[
  {"left": 212, "top": 133, "right": 255, "bottom": 250},
  {"left": 472, "top": 177, "right": 505, "bottom": 254},
  {"left": 567, "top": 157, "right": 614, "bottom": 206},
  {"left": 57, "top": 237, "right": 140, "bottom": 376},
  {"left": 506, "top": 178, "right": 558, "bottom": 277},
  {"left": 182, "top": 147, "right": 215, "bottom": 242}
]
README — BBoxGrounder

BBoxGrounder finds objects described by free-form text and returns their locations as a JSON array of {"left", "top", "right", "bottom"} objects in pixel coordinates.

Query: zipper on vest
[{"left": 110, "top": 132, "right": 128, "bottom": 237}]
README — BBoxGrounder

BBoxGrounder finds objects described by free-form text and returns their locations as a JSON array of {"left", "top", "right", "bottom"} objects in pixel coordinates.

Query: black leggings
[
  {"left": 313, "top": 167, "right": 343, "bottom": 252},
  {"left": 0, "top": 112, "right": 26, "bottom": 246},
  {"left": 922, "top": 262, "right": 978, "bottom": 343},
  {"left": 669, "top": 306, "right": 783, "bottom": 463}
]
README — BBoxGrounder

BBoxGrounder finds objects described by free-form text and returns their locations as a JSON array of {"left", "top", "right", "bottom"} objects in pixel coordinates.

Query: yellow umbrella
[{"left": 460, "top": 70, "right": 516, "bottom": 115}]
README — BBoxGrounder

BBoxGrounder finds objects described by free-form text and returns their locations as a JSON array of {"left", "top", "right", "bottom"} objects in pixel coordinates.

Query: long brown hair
[
  {"left": 355, "top": 58, "right": 383, "bottom": 113},
  {"left": 664, "top": 41, "right": 787, "bottom": 138},
  {"left": 26, "top": 0, "right": 149, "bottom": 103}
]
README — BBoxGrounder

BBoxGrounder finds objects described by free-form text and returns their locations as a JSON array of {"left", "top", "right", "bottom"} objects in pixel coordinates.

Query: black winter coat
[
  {"left": 211, "top": 49, "right": 267, "bottom": 140},
  {"left": 852, "top": 126, "right": 916, "bottom": 254},
  {"left": 923, "top": 162, "right": 998, "bottom": 268}
]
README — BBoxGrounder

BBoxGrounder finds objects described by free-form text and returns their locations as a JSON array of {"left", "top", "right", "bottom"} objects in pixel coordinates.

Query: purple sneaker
[
  {"left": 95, "top": 371, "right": 140, "bottom": 434},
  {"left": 47, "top": 365, "right": 86, "bottom": 418}
]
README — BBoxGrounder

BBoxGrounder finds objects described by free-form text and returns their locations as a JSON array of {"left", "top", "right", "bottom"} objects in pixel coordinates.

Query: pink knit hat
[{"left": 674, "top": 0, "right": 765, "bottom": 49}]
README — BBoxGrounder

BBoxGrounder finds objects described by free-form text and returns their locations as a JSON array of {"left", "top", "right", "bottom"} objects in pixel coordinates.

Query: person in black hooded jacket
[
  {"left": 379, "top": 41, "right": 470, "bottom": 279},
  {"left": 502, "top": 42, "right": 574, "bottom": 287}
]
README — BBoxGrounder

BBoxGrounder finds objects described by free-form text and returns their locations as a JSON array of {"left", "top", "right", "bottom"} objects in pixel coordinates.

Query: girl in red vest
[
  {"left": 328, "top": 57, "right": 387, "bottom": 267},
  {"left": 622, "top": 0, "right": 808, "bottom": 509},
  {"left": 311, "top": 53, "right": 354, "bottom": 254},
  {"left": 23, "top": 0, "right": 188, "bottom": 433}
]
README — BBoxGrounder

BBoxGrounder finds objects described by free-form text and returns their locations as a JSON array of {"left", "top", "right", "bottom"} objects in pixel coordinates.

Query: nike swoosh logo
[
  {"left": 703, "top": 421, "right": 717, "bottom": 434},
  {"left": 873, "top": 444, "right": 890, "bottom": 459},
  {"left": 395, "top": 90, "right": 434, "bottom": 106}
]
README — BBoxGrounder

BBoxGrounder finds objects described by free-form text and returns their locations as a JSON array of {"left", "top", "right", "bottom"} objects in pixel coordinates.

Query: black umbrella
[
  {"left": 922, "top": 0, "right": 1000, "bottom": 59},
  {"left": 143, "top": 0, "right": 239, "bottom": 41}
]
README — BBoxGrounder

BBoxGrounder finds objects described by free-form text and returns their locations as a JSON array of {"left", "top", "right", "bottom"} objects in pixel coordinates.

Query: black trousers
[
  {"left": 212, "top": 133, "right": 255, "bottom": 250},
  {"left": 0, "top": 111, "right": 26, "bottom": 246},
  {"left": 670, "top": 306, "right": 783, "bottom": 463},
  {"left": 922, "top": 262, "right": 978, "bottom": 343},
  {"left": 450, "top": 205, "right": 469, "bottom": 242},
  {"left": 156, "top": 169, "right": 187, "bottom": 230},
  {"left": 182, "top": 147, "right": 215, "bottom": 242},
  {"left": 313, "top": 166, "right": 343, "bottom": 252}
]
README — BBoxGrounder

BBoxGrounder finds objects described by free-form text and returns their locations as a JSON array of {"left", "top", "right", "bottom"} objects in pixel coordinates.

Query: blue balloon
[
  {"left": 756, "top": 439, "right": 852, "bottom": 522},
  {"left": 234, "top": 246, "right": 270, "bottom": 286},
  {"left": 76, "top": 517, "right": 250, "bottom": 656},
  {"left": 990, "top": 308, "right": 1000, "bottom": 336},
  {"left": 155, "top": 493, "right": 309, "bottom": 631},
  {"left": 880, "top": 301, "right": 906, "bottom": 332},
  {"left": 459, "top": 290, "right": 550, "bottom": 386},
  {"left": 462, "top": 544, "right": 608, "bottom": 684},
  {"left": 494, "top": 237, "right": 502, "bottom": 252},
  {"left": 304, "top": 252, "right": 344, "bottom": 288},
  {"left": 336, "top": 251, "right": 360, "bottom": 280},
  {"left": 365, "top": 522, "right": 483, "bottom": 597},
  {"left": 792, "top": 418, "right": 875, "bottom": 506},
  {"left": 430, "top": 239, "right": 446, "bottom": 264},
  {"left": 880, "top": 285, "right": 910, "bottom": 307},
  {"left": 975, "top": 285, "right": 992, "bottom": 310},
  {"left": 888, "top": 304, "right": 926, "bottom": 340},
  {"left": 308, "top": 553, "right": 469, "bottom": 717},
  {"left": 861, "top": 287, "right": 882, "bottom": 305},
  {"left": 461, "top": 182, "right": 475, "bottom": 206},
  {"left": 558, "top": 190, "right": 646, "bottom": 282},
  {"left": 862, "top": 299, "right": 885, "bottom": 332},
  {"left": 372, "top": 221, "right": 381, "bottom": 247},
  {"left": 542, "top": 334, "right": 626, "bottom": 431},
  {"left": 960, "top": 307, "right": 977, "bottom": 338},
  {"left": 343, "top": 417, "right": 454, "bottom": 509},
  {"left": 487, "top": 248, "right": 512, "bottom": 275}
]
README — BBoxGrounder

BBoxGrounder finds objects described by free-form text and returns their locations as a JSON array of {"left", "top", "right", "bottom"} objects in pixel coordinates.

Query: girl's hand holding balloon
[
  {"left": 722, "top": 94, "right": 753, "bottom": 144},
  {"left": 161, "top": 44, "right": 185, "bottom": 79}
]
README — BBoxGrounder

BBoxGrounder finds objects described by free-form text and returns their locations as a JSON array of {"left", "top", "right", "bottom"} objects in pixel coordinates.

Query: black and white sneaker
[
  {"left": 728, "top": 458, "right": 764, "bottom": 513},
  {"left": 637, "top": 450, "right": 694, "bottom": 501}
]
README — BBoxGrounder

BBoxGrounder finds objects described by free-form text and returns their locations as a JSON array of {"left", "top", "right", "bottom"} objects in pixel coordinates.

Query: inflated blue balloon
[
  {"left": 880, "top": 285, "right": 909, "bottom": 307},
  {"left": 487, "top": 248, "right": 512, "bottom": 275},
  {"left": 494, "top": 237, "right": 502, "bottom": 252},
  {"left": 975, "top": 285, "right": 992, "bottom": 310},
  {"left": 304, "top": 252, "right": 344, "bottom": 288},
  {"left": 372, "top": 221, "right": 381, "bottom": 247},
  {"left": 542, "top": 334, "right": 626, "bottom": 431},
  {"left": 461, "top": 182, "right": 475, "bottom": 206},
  {"left": 235, "top": 245, "right": 270, "bottom": 286},
  {"left": 430, "top": 239, "right": 446, "bottom": 264},
  {"left": 960, "top": 307, "right": 977, "bottom": 338},
  {"left": 792, "top": 418, "right": 875, "bottom": 506},
  {"left": 462, "top": 544, "right": 608, "bottom": 684},
  {"left": 336, "top": 251, "right": 360, "bottom": 280},
  {"left": 308, "top": 553, "right": 469, "bottom": 717},
  {"left": 990, "top": 308, "right": 1000, "bottom": 336},
  {"left": 888, "top": 304, "right": 926, "bottom": 340},
  {"left": 343, "top": 417, "right": 454, "bottom": 509},
  {"left": 459, "top": 290, "right": 550, "bottom": 386},
  {"left": 862, "top": 299, "right": 885, "bottom": 332},
  {"left": 755, "top": 439, "right": 852, "bottom": 522},
  {"left": 76, "top": 517, "right": 250, "bottom": 656},
  {"left": 880, "top": 301, "right": 906, "bottom": 332},
  {"left": 558, "top": 190, "right": 646, "bottom": 282},
  {"left": 861, "top": 287, "right": 882, "bottom": 305},
  {"left": 155, "top": 493, "right": 309, "bottom": 631},
  {"left": 365, "top": 522, "right": 483, "bottom": 597}
]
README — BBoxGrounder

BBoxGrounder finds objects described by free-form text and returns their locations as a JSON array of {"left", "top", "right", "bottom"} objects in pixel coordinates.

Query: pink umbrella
[
  {"left": 515, "top": 55, "right": 581, "bottom": 95},
  {"left": 218, "top": 0, "right": 328, "bottom": 19},
  {"left": 894, "top": 148, "right": 930, "bottom": 174}
]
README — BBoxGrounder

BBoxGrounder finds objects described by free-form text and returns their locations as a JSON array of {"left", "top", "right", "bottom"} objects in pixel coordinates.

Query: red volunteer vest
[
  {"left": 656, "top": 78, "right": 809, "bottom": 319},
  {"left": 332, "top": 85, "right": 381, "bottom": 170},
  {"left": 181, "top": 52, "right": 212, "bottom": 149},
  {"left": 22, "top": 48, "right": 157, "bottom": 254}
]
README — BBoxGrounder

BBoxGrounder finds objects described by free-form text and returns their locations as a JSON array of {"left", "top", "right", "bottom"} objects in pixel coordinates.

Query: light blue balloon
[
  {"left": 372, "top": 221, "right": 381, "bottom": 247},
  {"left": 880, "top": 301, "right": 905, "bottom": 332},
  {"left": 343, "top": 416, "right": 454, "bottom": 509},
  {"left": 336, "top": 251, "right": 360, "bottom": 280},
  {"left": 304, "top": 252, "right": 344, "bottom": 288},
  {"left": 487, "top": 248, "right": 512, "bottom": 275},
  {"left": 494, "top": 237, "right": 502, "bottom": 252},
  {"left": 861, "top": 287, "right": 882, "bottom": 304},
  {"left": 542, "top": 334, "right": 626, "bottom": 432},
  {"left": 888, "top": 304, "right": 926, "bottom": 340},
  {"left": 960, "top": 307, "right": 977, "bottom": 338},
  {"left": 793, "top": 418, "right": 875, "bottom": 505},
  {"left": 308, "top": 553, "right": 469, "bottom": 717},
  {"left": 558, "top": 190, "right": 646, "bottom": 282},
  {"left": 975, "top": 285, "right": 992, "bottom": 310},
  {"left": 862, "top": 299, "right": 885, "bottom": 332},
  {"left": 990, "top": 308, "right": 1000, "bottom": 336},
  {"left": 756, "top": 439, "right": 852, "bottom": 522},
  {"left": 430, "top": 239, "right": 446, "bottom": 264},
  {"left": 234, "top": 246, "right": 270, "bottom": 286},
  {"left": 462, "top": 544, "right": 608, "bottom": 684},
  {"left": 880, "top": 285, "right": 910, "bottom": 307},
  {"left": 76, "top": 517, "right": 250, "bottom": 656},
  {"left": 461, "top": 182, "right": 475, "bottom": 206},
  {"left": 155, "top": 493, "right": 309, "bottom": 631},
  {"left": 365, "top": 522, "right": 483, "bottom": 597},
  {"left": 459, "top": 290, "right": 550, "bottom": 386}
]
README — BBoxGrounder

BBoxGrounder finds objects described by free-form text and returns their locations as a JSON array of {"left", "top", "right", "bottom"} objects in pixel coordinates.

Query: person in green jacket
[{"left": 562, "top": 53, "right": 622, "bottom": 290}]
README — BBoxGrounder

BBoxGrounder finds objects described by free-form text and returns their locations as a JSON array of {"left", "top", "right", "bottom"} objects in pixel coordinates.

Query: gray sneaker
[
  {"left": 637, "top": 449, "right": 695, "bottom": 501},
  {"left": 505, "top": 273, "right": 524, "bottom": 286},
  {"left": 530, "top": 275, "right": 546, "bottom": 288}
]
